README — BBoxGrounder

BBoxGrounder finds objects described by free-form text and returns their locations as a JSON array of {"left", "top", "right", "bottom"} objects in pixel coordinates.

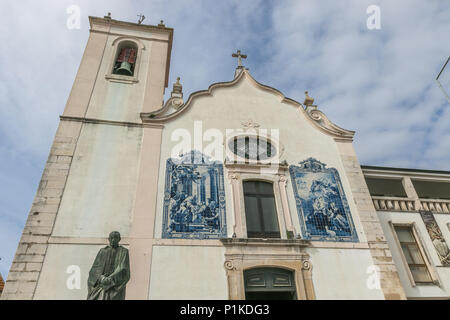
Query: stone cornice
[
  {"left": 362, "top": 167, "right": 450, "bottom": 181},
  {"left": 90, "top": 30, "right": 170, "bottom": 44},
  {"left": 89, "top": 16, "right": 174, "bottom": 34},
  {"left": 224, "top": 161, "right": 289, "bottom": 171},
  {"left": 220, "top": 238, "right": 310, "bottom": 247},
  {"left": 60, "top": 115, "right": 164, "bottom": 129}
]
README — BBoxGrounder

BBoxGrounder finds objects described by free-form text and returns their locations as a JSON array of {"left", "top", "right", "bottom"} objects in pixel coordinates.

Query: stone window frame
[
  {"left": 226, "top": 163, "right": 296, "bottom": 240},
  {"left": 242, "top": 180, "right": 281, "bottom": 239},
  {"left": 389, "top": 221, "right": 440, "bottom": 287},
  {"left": 105, "top": 36, "right": 145, "bottom": 84}
]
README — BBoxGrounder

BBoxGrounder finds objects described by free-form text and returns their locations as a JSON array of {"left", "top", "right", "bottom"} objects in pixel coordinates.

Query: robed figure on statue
[{"left": 87, "top": 231, "right": 130, "bottom": 300}]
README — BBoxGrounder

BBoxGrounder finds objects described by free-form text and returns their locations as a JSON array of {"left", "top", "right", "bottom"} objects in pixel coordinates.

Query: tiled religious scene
[
  {"left": 420, "top": 211, "right": 450, "bottom": 266},
  {"left": 290, "top": 158, "right": 358, "bottom": 242},
  {"left": 162, "top": 151, "right": 226, "bottom": 239}
]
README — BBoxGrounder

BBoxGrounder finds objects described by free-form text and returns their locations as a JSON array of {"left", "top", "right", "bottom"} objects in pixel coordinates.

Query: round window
[{"left": 229, "top": 136, "right": 277, "bottom": 160}]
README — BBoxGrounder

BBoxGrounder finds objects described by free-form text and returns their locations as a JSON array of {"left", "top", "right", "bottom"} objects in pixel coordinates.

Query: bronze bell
[{"left": 115, "top": 61, "right": 133, "bottom": 76}]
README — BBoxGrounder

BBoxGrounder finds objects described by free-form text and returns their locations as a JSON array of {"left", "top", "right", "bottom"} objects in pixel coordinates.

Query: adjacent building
[
  {"left": 363, "top": 166, "right": 450, "bottom": 299},
  {"left": 0, "top": 273, "right": 4, "bottom": 297}
]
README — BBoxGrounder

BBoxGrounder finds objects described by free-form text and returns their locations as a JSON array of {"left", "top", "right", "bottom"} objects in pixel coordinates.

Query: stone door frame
[{"left": 221, "top": 238, "right": 315, "bottom": 300}]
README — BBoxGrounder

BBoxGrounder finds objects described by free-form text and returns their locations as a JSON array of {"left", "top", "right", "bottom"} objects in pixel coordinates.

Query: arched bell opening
[{"left": 113, "top": 41, "right": 138, "bottom": 76}]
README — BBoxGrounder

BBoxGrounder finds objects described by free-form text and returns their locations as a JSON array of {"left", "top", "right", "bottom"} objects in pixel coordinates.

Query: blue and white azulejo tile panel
[
  {"left": 162, "top": 150, "right": 227, "bottom": 239},
  {"left": 289, "top": 158, "right": 358, "bottom": 242}
]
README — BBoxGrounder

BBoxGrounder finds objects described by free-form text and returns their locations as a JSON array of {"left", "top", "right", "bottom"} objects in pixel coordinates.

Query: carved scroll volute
[
  {"left": 224, "top": 259, "right": 245, "bottom": 300},
  {"left": 278, "top": 175, "right": 288, "bottom": 186},
  {"left": 171, "top": 97, "right": 184, "bottom": 110},
  {"left": 308, "top": 109, "right": 323, "bottom": 122},
  {"left": 300, "top": 258, "right": 316, "bottom": 300},
  {"left": 224, "top": 260, "right": 236, "bottom": 271},
  {"left": 302, "top": 260, "right": 312, "bottom": 271},
  {"left": 224, "top": 258, "right": 243, "bottom": 273}
]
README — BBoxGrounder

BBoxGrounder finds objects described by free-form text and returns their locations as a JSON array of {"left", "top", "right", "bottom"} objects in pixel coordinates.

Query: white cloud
[{"left": 267, "top": 0, "right": 450, "bottom": 169}]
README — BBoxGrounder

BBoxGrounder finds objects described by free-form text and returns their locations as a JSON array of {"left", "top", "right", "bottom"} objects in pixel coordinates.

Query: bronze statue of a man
[{"left": 87, "top": 231, "right": 130, "bottom": 300}]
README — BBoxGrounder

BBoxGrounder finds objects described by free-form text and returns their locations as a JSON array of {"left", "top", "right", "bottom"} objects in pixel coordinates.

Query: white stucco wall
[
  {"left": 307, "top": 248, "right": 385, "bottom": 299},
  {"left": 148, "top": 245, "right": 228, "bottom": 300},
  {"left": 377, "top": 211, "right": 450, "bottom": 299},
  {"left": 34, "top": 244, "right": 114, "bottom": 300},
  {"left": 53, "top": 123, "right": 142, "bottom": 238}
]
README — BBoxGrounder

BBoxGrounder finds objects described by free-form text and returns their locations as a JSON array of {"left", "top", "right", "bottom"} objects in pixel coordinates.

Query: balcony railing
[
  {"left": 371, "top": 196, "right": 450, "bottom": 213},
  {"left": 420, "top": 199, "right": 450, "bottom": 213},
  {"left": 372, "top": 196, "right": 417, "bottom": 212}
]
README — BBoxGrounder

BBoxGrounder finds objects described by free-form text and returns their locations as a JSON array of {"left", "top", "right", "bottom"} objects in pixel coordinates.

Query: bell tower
[
  {"left": 1, "top": 16, "right": 173, "bottom": 300},
  {"left": 64, "top": 15, "right": 173, "bottom": 120}
]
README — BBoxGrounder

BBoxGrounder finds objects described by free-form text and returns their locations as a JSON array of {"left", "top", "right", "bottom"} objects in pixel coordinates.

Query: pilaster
[
  {"left": 336, "top": 141, "right": 406, "bottom": 300},
  {"left": 402, "top": 177, "right": 422, "bottom": 210},
  {"left": 127, "top": 126, "right": 163, "bottom": 299}
]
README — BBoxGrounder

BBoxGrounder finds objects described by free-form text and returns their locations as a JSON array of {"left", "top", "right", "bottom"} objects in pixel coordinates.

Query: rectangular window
[
  {"left": 394, "top": 225, "right": 433, "bottom": 283},
  {"left": 365, "top": 177, "right": 407, "bottom": 197},
  {"left": 243, "top": 181, "right": 280, "bottom": 239},
  {"left": 411, "top": 180, "right": 450, "bottom": 200}
]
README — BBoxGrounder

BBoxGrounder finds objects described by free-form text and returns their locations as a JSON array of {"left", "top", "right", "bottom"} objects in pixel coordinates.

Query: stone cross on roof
[{"left": 232, "top": 50, "right": 247, "bottom": 67}]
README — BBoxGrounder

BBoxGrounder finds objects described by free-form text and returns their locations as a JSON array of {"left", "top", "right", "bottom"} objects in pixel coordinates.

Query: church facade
[{"left": 2, "top": 16, "right": 449, "bottom": 300}]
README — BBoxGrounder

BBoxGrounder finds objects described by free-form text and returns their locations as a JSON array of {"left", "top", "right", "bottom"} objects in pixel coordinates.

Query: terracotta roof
[{"left": 0, "top": 273, "right": 4, "bottom": 294}]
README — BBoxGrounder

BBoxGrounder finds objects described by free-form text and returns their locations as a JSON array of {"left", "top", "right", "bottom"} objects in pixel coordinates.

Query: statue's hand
[
  {"left": 100, "top": 276, "right": 115, "bottom": 291},
  {"left": 100, "top": 276, "right": 111, "bottom": 285}
]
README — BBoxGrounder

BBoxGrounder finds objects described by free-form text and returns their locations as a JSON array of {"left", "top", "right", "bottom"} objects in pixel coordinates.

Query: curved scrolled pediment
[
  {"left": 141, "top": 70, "right": 250, "bottom": 123},
  {"left": 305, "top": 106, "right": 355, "bottom": 141},
  {"left": 141, "top": 69, "right": 355, "bottom": 141}
]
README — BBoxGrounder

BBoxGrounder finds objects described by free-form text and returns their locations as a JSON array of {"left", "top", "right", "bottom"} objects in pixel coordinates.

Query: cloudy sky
[{"left": 0, "top": 0, "right": 449, "bottom": 277}]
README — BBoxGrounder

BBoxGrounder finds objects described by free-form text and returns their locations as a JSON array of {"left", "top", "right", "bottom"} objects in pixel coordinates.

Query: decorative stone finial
[
  {"left": 158, "top": 20, "right": 165, "bottom": 27},
  {"left": 170, "top": 77, "right": 183, "bottom": 108},
  {"left": 172, "top": 77, "right": 183, "bottom": 96},
  {"left": 104, "top": 12, "right": 112, "bottom": 20},
  {"left": 303, "top": 91, "right": 314, "bottom": 106}
]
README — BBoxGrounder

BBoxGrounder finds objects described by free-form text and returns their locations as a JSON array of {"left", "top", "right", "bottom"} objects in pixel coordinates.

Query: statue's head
[{"left": 109, "top": 231, "right": 121, "bottom": 248}]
